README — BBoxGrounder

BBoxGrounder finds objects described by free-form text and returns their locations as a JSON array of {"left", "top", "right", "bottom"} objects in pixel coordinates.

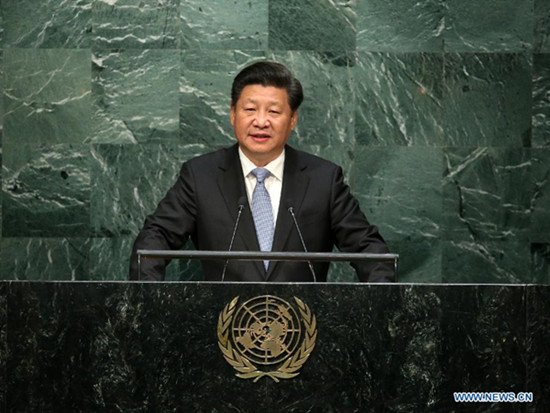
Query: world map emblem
[{"left": 217, "top": 295, "right": 317, "bottom": 382}]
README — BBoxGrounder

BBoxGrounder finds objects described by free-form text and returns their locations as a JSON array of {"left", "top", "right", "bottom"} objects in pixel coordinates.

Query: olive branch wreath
[{"left": 217, "top": 296, "right": 317, "bottom": 382}]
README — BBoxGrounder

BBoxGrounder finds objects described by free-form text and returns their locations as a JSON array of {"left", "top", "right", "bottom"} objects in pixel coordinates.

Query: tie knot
[{"left": 251, "top": 167, "right": 270, "bottom": 183}]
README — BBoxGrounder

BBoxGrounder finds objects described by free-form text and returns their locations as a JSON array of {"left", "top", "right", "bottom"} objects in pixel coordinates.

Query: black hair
[{"left": 231, "top": 61, "right": 303, "bottom": 112}]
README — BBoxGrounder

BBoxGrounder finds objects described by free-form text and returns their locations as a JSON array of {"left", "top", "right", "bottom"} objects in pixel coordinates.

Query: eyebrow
[{"left": 243, "top": 98, "right": 282, "bottom": 106}]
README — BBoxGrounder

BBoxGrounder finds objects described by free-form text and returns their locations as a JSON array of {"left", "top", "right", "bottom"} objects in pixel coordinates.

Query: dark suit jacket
[{"left": 129, "top": 144, "right": 394, "bottom": 282}]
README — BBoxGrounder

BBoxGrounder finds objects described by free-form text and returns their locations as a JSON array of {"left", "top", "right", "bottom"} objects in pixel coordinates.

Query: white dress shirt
[{"left": 238, "top": 147, "right": 284, "bottom": 224}]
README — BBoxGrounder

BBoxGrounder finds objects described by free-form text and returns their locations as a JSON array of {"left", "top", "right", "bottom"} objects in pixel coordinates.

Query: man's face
[{"left": 230, "top": 85, "right": 298, "bottom": 166}]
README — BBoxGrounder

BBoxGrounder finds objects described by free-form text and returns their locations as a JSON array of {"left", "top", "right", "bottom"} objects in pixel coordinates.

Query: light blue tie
[{"left": 251, "top": 168, "right": 274, "bottom": 271}]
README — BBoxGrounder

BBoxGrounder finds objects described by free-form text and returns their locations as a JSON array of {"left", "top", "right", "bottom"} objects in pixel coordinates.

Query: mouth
[{"left": 249, "top": 133, "right": 271, "bottom": 143}]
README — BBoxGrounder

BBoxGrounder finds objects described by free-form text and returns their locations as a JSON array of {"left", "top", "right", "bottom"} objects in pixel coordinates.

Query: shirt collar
[{"left": 238, "top": 147, "right": 285, "bottom": 181}]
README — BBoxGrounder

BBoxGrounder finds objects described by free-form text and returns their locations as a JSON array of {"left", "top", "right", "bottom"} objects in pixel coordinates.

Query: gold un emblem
[{"left": 217, "top": 295, "right": 317, "bottom": 382}]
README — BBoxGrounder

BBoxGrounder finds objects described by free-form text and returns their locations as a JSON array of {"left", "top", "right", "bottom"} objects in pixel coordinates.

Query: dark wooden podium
[{"left": 1, "top": 281, "right": 548, "bottom": 412}]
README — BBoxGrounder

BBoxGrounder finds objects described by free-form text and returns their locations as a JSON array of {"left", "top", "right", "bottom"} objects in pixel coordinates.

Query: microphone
[
  {"left": 221, "top": 196, "right": 247, "bottom": 281},
  {"left": 287, "top": 205, "right": 317, "bottom": 282}
]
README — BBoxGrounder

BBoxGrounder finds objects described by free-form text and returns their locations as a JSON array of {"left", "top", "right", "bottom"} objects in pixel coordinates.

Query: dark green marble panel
[
  {"left": 443, "top": 53, "right": 532, "bottom": 147},
  {"left": 180, "top": 50, "right": 265, "bottom": 146},
  {"left": 269, "top": 51, "right": 355, "bottom": 147},
  {"left": 0, "top": 283, "right": 5, "bottom": 411},
  {"left": 437, "top": 285, "right": 526, "bottom": 412},
  {"left": 354, "top": 52, "right": 444, "bottom": 146},
  {"left": 90, "top": 143, "right": 209, "bottom": 237},
  {"left": 2, "top": 0, "right": 92, "bottom": 48},
  {"left": 353, "top": 147, "right": 442, "bottom": 282},
  {"left": 92, "top": 0, "right": 180, "bottom": 49},
  {"left": 442, "top": 148, "right": 531, "bottom": 241},
  {"left": 2, "top": 144, "right": 90, "bottom": 237},
  {"left": 531, "top": 243, "right": 550, "bottom": 286},
  {"left": 444, "top": 0, "right": 533, "bottom": 52},
  {"left": 90, "top": 237, "right": 202, "bottom": 281},
  {"left": 3, "top": 48, "right": 92, "bottom": 145},
  {"left": 180, "top": 0, "right": 268, "bottom": 50},
  {"left": 533, "top": 54, "right": 550, "bottom": 147},
  {"left": 268, "top": 0, "right": 356, "bottom": 51},
  {"left": 531, "top": 149, "right": 550, "bottom": 241},
  {"left": 442, "top": 238, "right": 531, "bottom": 283},
  {"left": 357, "top": 0, "right": 444, "bottom": 52},
  {"left": 388, "top": 238, "right": 441, "bottom": 283},
  {"left": 534, "top": 0, "right": 550, "bottom": 52},
  {"left": 353, "top": 146, "right": 442, "bottom": 240},
  {"left": 0, "top": 238, "right": 90, "bottom": 280},
  {"left": 92, "top": 49, "right": 179, "bottom": 144},
  {"left": 527, "top": 286, "right": 550, "bottom": 413}
]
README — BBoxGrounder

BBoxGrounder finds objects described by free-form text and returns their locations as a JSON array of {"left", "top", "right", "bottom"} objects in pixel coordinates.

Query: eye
[
  {"left": 244, "top": 107, "right": 255, "bottom": 112},
  {"left": 269, "top": 110, "right": 280, "bottom": 114}
]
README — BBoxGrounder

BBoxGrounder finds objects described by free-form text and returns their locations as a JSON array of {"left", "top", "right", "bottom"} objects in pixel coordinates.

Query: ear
[
  {"left": 290, "top": 110, "right": 298, "bottom": 131},
  {"left": 230, "top": 105, "right": 236, "bottom": 127}
]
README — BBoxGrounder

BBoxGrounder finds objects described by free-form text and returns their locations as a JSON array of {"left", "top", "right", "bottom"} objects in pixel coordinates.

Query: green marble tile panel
[
  {"left": 2, "top": 0, "right": 92, "bottom": 48},
  {"left": 533, "top": 54, "right": 550, "bottom": 148},
  {"left": 531, "top": 149, "right": 550, "bottom": 241},
  {"left": 0, "top": 238, "right": 90, "bottom": 280},
  {"left": 3, "top": 49, "right": 92, "bottom": 145},
  {"left": 3, "top": 144, "right": 90, "bottom": 237},
  {"left": 443, "top": 0, "right": 533, "bottom": 52},
  {"left": 180, "top": 0, "right": 268, "bottom": 50},
  {"left": 353, "top": 146, "right": 443, "bottom": 241},
  {"left": 268, "top": 0, "right": 356, "bottom": 51},
  {"left": 91, "top": 143, "right": 209, "bottom": 237},
  {"left": 442, "top": 239, "right": 531, "bottom": 283},
  {"left": 357, "top": 0, "right": 444, "bottom": 52},
  {"left": 354, "top": 52, "right": 444, "bottom": 146},
  {"left": 91, "top": 49, "right": 179, "bottom": 144},
  {"left": 269, "top": 51, "right": 355, "bottom": 147},
  {"left": 388, "top": 238, "right": 441, "bottom": 283},
  {"left": 92, "top": 0, "right": 180, "bottom": 49},
  {"left": 89, "top": 237, "right": 202, "bottom": 281},
  {"left": 531, "top": 243, "right": 550, "bottom": 284},
  {"left": 180, "top": 50, "right": 265, "bottom": 146},
  {"left": 442, "top": 148, "right": 532, "bottom": 242},
  {"left": 443, "top": 53, "right": 532, "bottom": 147},
  {"left": 535, "top": 0, "right": 550, "bottom": 52}
]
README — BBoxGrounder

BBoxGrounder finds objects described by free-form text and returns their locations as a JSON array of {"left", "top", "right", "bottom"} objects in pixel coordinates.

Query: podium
[{"left": 1, "top": 281, "right": 548, "bottom": 412}]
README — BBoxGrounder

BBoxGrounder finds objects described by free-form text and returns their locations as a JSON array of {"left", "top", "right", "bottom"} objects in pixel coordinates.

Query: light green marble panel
[
  {"left": 442, "top": 238, "right": 530, "bottom": 283},
  {"left": 92, "top": 0, "right": 180, "bottom": 49},
  {"left": 3, "top": 49, "right": 92, "bottom": 145},
  {"left": 533, "top": 54, "right": 550, "bottom": 148},
  {"left": 354, "top": 52, "right": 444, "bottom": 146},
  {"left": 535, "top": 0, "right": 550, "bottom": 52},
  {"left": 443, "top": 53, "right": 532, "bottom": 147},
  {"left": 442, "top": 148, "right": 531, "bottom": 242},
  {"left": 92, "top": 49, "right": 179, "bottom": 144},
  {"left": 269, "top": 51, "right": 355, "bottom": 147},
  {"left": 180, "top": 0, "right": 268, "bottom": 49},
  {"left": 531, "top": 149, "right": 550, "bottom": 242},
  {"left": 353, "top": 146, "right": 443, "bottom": 241},
  {"left": 180, "top": 50, "right": 265, "bottom": 147},
  {"left": 357, "top": 0, "right": 444, "bottom": 52},
  {"left": 444, "top": 0, "right": 533, "bottom": 52},
  {"left": 2, "top": 0, "right": 92, "bottom": 48},
  {"left": 268, "top": 0, "right": 356, "bottom": 51},
  {"left": 0, "top": 238, "right": 90, "bottom": 280},
  {"left": 90, "top": 143, "right": 209, "bottom": 237},
  {"left": 3, "top": 144, "right": 90, "bottom": 237}
]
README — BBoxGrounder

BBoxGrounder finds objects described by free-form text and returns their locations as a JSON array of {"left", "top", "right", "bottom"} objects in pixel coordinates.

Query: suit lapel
[
  {"left": 266, "top": 146, "right": 309, "bottom": 279},
  {"left": 217, "top": 145, "right": 264, "bottom": 277}
]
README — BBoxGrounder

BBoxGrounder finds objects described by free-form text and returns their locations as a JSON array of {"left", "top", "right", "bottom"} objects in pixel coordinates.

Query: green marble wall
[{"left": 0, "top": 0, "right": 549, "bottom": 283}]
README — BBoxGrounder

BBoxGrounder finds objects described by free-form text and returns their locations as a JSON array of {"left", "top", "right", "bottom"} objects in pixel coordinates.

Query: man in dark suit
[{"left": 130, "top": 61, "right": 394, "bottom": 282}]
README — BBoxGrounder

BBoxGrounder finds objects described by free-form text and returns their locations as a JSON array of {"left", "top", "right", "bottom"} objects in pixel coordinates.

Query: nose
[{"left": 253, "top": 111, "right": 270, "bottom": 128}]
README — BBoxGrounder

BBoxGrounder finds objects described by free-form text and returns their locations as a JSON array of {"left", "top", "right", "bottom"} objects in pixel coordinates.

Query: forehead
[{"left": 237, "top": 85, "right": 290, "bottom": 106}]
